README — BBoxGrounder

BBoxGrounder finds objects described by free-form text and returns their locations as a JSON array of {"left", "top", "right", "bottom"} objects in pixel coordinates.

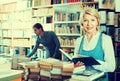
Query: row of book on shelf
[
  {"left": 33, "top": 0, "right": 89, "bottom": 6},
  {"left": 0, "top": 10, "right": 32, "bottom": 21},
  {"left": 55, "top": 24, "right": 80, "bottom": 34},
  {"left": 0, "top": 30, "right": 31, "bottom": 38},
  {"left": 1, "top": 0, "right": 120, "bottom": 13},
  {"left": 115, "top": 42, "right": 120, "bottom": 57},
  {"left": 0, "top": 0, "right": 97, "bottom": 12},
  {"left": 54, "top": 11, "right": 80, "bottom": 22},
  {"left": 0, "top": 46, "right": 30, "bottom": 55},
  {"left": 32, "top": 8, "right": 53, "bottom": 17},
  {"left": 58, "top": 37, "right": 76, "bottom": 46},
  {"left": 0, "top": 0, "right": 32, "bottom": 12},
  {"left": 100, "top": 24, "right": 120, "bottom": 42}
]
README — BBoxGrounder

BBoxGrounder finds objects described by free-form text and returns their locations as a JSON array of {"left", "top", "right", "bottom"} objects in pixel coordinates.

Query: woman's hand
[{"left": 75, "top": 61, "right": 84, "bottom": 67}]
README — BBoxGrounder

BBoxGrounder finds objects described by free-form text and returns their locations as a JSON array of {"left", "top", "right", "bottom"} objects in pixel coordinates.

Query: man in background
[{"left": 27, "top": 23, "right": 61, "bottom": 60}]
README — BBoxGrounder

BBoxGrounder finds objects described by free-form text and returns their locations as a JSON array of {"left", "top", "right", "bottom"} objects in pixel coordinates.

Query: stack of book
[
  {"left": 73, "top": 64, "right": 85, "bottom": 74},
  {"left": 62, "top": 62, "right": 74, "bottom": 76},
  {"left": 18, "top": 61, "right": 40, "bottom": 80},
  {"left": 39, "top": 58, "right": 59, "bottom": 80},
  {"left": 25, "top": 61, "right": 40, "bottom": 80},
  {"left": 51, "top": 61, "right": 63, "bottom": 79}
]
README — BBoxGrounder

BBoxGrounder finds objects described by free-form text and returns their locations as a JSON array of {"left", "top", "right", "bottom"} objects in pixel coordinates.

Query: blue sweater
[{"left": 28, "top": 31, "right": 61, "bottom": 59}]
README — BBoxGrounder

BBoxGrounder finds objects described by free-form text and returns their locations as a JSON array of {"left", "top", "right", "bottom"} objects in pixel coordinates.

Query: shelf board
[
  {"left": 0, "top": 44, "right": 11, "bottom": 46},
  {"left": 12, "top": 45, "right": 30, "bottom": 48},
  {"left": 12, "top": 27, "right": 31, "bottom": 30},
  {"left": 54, "top": 21, "right": 79, "bottom": 24},
  {"left": 16, "top": 7, "right": 32, "bottom": 12},
  {"left": 1, "top": 37, "right": 30, "bottom": 39},
  {"left": 54, "top": 1, "right": 98, "bottom": 7},
  {"left": 61, "top": 45, "right": 74, "bottom": 48},
  {"left": 32, "top": 14, "right": 53, "bottom": 18},
  {"left": 13, "top": 37, "right": 30, "bottom": 39},
  {"left": 115, "top": 41, "right": 120, "bottom": 43},
  {"left": 82, "top": 1, "right": 98, "bottom": 5},
  {"left": 3, "top": 37, "right": 12, "bottom": 39},
  {"left": 32, "top": 5, "right": 53, "bottom": 9},
  {"left": 57, "top": 34, "right": 80, "bottom": 36},
  {"left": 0, "top": 28, "right": 12, "bottom": 30},
  {"left": 0, "top": 7, "right": 32, "bottom": 13}
]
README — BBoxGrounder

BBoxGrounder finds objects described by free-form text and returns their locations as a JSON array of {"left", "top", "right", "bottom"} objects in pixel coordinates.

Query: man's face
[{"left": 33, "top": 27, "right": 42, "bottom": 35}]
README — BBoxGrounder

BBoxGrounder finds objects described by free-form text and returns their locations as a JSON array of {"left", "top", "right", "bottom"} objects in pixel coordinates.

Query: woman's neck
[{"left": 86, "top": 31, "right": 98, "bottom": 42}]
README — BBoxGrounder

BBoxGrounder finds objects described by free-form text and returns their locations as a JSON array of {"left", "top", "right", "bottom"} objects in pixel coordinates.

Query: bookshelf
[
  {"left": 98, "top": 0, "right": 120, "bottom": 80},
  {"left": 0, "top": 0, "right": 99, "bottom": 57},
  {"left": 32, "top": 5, "right": 54, "bottom": 31},
  {"left": 0, "top": 0, "right": 33, "bottom": 55}
]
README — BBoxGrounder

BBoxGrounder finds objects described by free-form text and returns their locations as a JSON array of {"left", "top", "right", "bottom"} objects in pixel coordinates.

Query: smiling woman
[{"left": 74, "top": 7, "right": 116, "bottom": 81}]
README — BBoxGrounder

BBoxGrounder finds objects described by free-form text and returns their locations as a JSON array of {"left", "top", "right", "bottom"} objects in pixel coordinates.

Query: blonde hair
[{"left": 80, "top": 7, "right": 100, "bottom": 34}]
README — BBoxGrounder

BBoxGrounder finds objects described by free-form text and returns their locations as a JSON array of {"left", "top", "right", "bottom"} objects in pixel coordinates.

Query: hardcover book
[{"left": 59, "top": 49, "right": 100, "bottom": 66}]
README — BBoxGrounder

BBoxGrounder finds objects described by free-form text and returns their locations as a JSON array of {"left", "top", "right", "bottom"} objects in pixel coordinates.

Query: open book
[{"left": 59, "top": 49, "right": 100, "bottom": 66}]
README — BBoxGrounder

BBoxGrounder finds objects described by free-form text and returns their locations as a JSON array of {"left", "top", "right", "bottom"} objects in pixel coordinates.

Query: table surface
[{"left": 0, "top": 70, "right": 23, "bottom": 79}]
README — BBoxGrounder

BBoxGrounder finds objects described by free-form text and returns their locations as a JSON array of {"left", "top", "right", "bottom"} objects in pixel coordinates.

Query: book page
[
  {"left": 59, "top": 49, "right": 72, "bottom": 60},
  {"left": 115, "top": 0, "right": 120, "bottom": 12}
]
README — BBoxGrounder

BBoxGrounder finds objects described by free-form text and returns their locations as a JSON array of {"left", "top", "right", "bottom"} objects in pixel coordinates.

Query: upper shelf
[
  {"left": 53, "top": 1, "right": 98, "bottom": 7},
  {"left": 57, "top": 33, "right": 80, "bottom": 36},
  {"left": 32, "top": 14, "right": 53, "bottom": 18},
  {"left": 31, "top": 1, "right": 98, "bottom": 9},
  {"left": 32, "top": 5, "right": 53, "bottom": 9},
  {"left": 54, "top": 21, "right": 80, "bottom": 24}
]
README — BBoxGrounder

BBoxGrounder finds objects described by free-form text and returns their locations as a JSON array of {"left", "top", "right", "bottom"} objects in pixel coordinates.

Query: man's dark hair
[{"left": 33, "top": 23, "right": 44, "bottom": 31}]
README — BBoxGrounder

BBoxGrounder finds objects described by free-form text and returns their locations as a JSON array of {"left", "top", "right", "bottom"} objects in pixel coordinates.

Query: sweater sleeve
[
  {"left": 92, "top": 35, "right": 116, "bottom": 72},
  {"left": 27, "top": 37, "right": 40, "bottom": 57}
]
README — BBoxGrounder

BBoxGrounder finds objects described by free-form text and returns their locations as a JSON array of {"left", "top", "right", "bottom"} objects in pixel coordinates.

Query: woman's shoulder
[
  {"left": 76, "top": 36, "right": 84, "bottom": 42},
  {"left": 102, "top": 33, "right": 112, "bottom": 40}
]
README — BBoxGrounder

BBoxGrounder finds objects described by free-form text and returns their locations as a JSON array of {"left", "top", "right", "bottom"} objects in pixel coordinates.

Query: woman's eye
[
  {"left": 91, "top": 19, "right": 95, "bottom": 21},
  {"left": 83, "top": 20, "right": 87, "bottom": 22}
]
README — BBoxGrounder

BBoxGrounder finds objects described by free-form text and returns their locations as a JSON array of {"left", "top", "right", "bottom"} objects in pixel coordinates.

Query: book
[
  {"left": 40, "top": 70, "right": 51, "bottom": 77},
  {"left": 25, "top": 61, "right": 39, "bottom": 69},
  {"left": 71, "top": 70, "right": 104, "bottom": 81},
  {"left": 73, "top": 65, "right": 85, "bottom": 73},
  {"left": 115, "top": 0, "right": 120, "bottom": 12},
  {"left": 59, "top": 49, "right": 100, "bottom": 66},
  {"left": 51, "top": 74, "right": 62, "bottom": 79},
  {"left": 59, "top": 49, "right": 73, "bottom": 60},
  {"left": 72, "top": 57, "right": 100, "bottom": 66},
  {"left": 51, "top": 61, "right": 63, "bottom": 75}
]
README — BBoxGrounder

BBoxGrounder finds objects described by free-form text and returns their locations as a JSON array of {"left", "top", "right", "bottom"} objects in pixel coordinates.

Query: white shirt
[{"left": 74, "top": 32, "right": 116, "bottom": 72}]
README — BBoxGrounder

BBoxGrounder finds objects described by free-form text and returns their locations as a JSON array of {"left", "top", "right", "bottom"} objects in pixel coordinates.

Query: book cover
[
  {"left": 59, "top": 49, "right": 100, "bottom": 66},
  {"left": 40, "top": 70, "right": 51, "bottom": 77}
]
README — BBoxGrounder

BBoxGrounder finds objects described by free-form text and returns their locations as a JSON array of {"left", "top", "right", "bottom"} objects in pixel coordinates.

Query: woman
[{"left": 74, "top": 7, "right": 116, "bottom": 80}]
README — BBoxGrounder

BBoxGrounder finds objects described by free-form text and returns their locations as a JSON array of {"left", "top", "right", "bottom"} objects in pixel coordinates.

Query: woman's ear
[{"left": 81, "top": 23, "right": 83, "bottom": 26}]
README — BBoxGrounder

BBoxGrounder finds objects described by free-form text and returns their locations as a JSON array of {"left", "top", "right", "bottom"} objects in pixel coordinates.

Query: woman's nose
[{"left": 87, "top": 21, "right": 91, "bottom": 26}]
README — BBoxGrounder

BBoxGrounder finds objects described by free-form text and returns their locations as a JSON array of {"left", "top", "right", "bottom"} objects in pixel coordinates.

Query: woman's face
[{"left": 82, "top": 14, "right": 98, "bottom": 34}]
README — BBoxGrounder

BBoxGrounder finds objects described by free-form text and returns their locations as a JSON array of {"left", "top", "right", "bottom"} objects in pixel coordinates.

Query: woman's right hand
[{"left": 75, "top": 61, "right": 84, "bottom": 67}]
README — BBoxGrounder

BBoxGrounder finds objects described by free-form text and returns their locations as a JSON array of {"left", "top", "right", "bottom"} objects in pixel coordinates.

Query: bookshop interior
[{"left": 0, "top": 0, "right": 120, "bottom": 81}]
